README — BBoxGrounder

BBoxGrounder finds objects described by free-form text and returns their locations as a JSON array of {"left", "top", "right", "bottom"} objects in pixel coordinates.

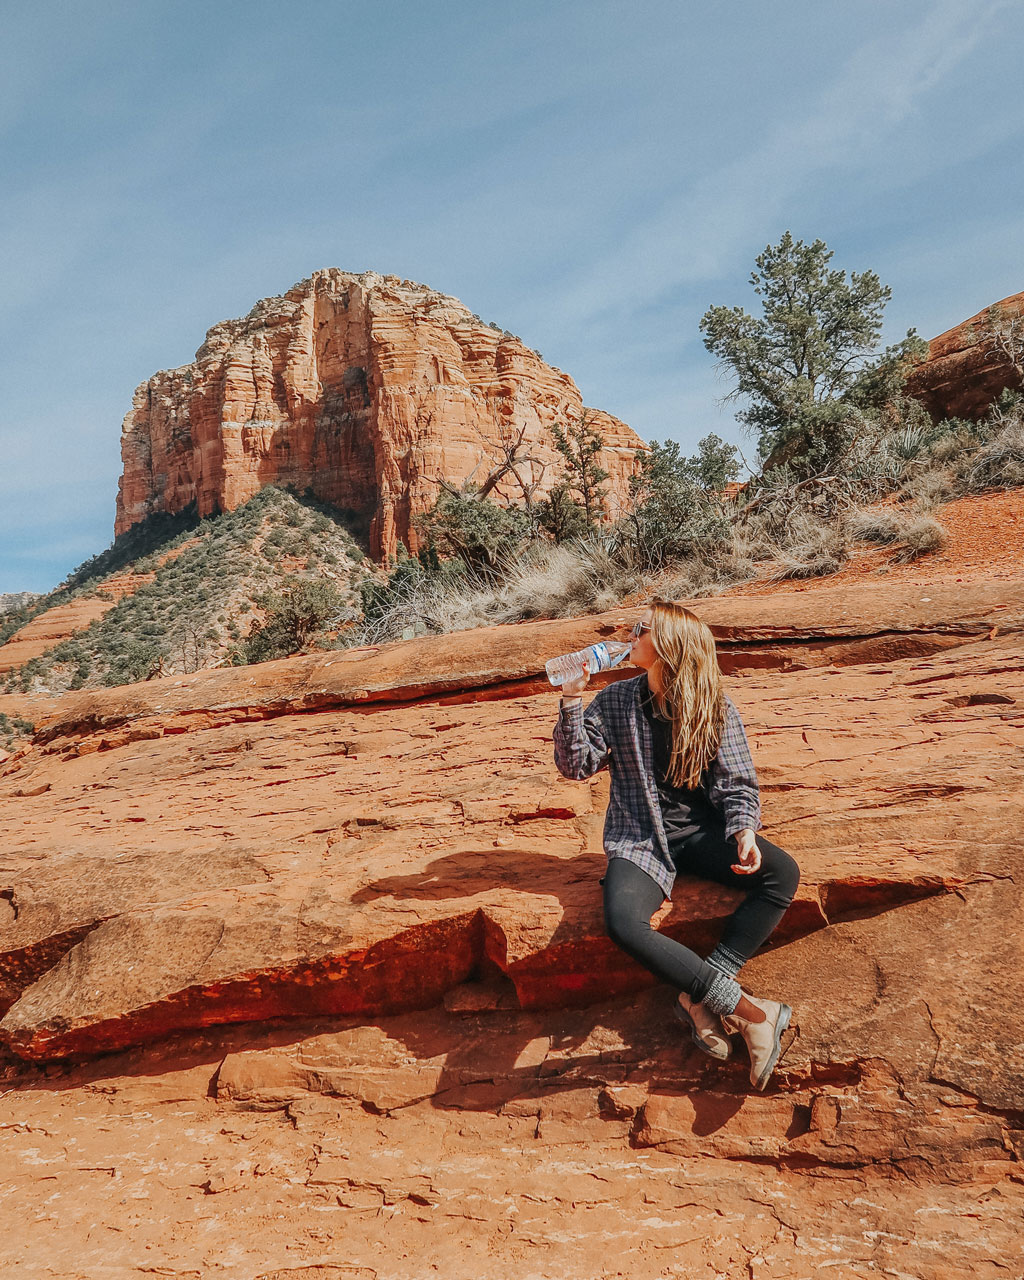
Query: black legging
[{"left": 602, "top": 830, "right": 800, "bottom": 1003}]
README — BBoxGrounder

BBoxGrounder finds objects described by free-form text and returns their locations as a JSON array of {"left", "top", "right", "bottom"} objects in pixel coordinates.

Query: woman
[{"left": 553, "top": 600, "right": 799, "bottom": 1090}]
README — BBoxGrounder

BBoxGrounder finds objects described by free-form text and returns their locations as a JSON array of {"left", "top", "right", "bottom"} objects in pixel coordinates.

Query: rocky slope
[
  {"left": 0, "top": 487, "right": 367, "bottom": 692},
  {"left": 116, "top": 269, "right": 644, "bottom": 558},
  {"left": 1, "top": 570, "right": 1022, "bottom": 1276},
  {"left": 0, "top": 572, "right": 149, "bottom": 676},
  {"left": 907, "top": 288, "right": 1024, "bottom": 420}
]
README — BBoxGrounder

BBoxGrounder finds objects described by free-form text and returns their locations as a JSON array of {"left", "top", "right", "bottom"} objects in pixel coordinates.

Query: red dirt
[{"left": 729, "top": 488, "right": 1024, "bottom": 596}]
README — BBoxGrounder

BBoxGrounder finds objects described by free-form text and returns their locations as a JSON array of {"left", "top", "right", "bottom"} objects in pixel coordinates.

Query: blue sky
[{"left": 2, "top": 0, "right": 1022, "bottom": 592}]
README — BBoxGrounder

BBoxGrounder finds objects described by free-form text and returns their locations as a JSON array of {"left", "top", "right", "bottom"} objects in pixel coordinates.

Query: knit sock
[
  {"left": 700, "top": 969, "right": 742, "bottom": 1017},
  {"left": 706, "top": 943, "right": 745, "bottom": 980}
]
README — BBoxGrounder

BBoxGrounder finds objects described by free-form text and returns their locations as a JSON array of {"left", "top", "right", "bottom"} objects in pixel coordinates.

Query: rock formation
[
  {"left": 116, "top": 270, "right": 644, "bottom": 558},
  {"left": 2, "top": 569, "right": 1023, "bottom": 1274},
  {"left": 0, "top": 592, "right": 38, "bottom": 615},
  {"left": 907, "top": 289, "right": 1024, "bottom": 420}
]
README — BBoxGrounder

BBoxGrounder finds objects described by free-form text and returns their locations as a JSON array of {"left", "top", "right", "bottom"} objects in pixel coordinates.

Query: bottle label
[{"left": 589, "top": 642, "right": 609, "bottom": 672}]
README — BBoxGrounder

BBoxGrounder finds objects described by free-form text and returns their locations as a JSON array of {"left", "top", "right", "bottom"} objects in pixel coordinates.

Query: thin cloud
[{"left": 547, "top": 0, "right": 1009, "bottom": 327}]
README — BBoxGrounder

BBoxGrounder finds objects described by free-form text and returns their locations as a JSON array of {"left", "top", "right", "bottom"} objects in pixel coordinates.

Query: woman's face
[{"left": 628, "top": 609, "right": 657, "bottom": 670}]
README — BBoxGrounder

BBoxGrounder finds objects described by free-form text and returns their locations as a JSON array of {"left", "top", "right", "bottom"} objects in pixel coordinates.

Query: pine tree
[
  {"left": 700, "top": 232, "right": 926, "bottom": 472},
  {"left": 549, "top": 411, "right": 609, "bottom": 527}
]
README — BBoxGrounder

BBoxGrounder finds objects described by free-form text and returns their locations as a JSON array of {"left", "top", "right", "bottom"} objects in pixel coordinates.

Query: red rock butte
[{"left": 115, "top": 269, "right": 645, "bottom": 558}]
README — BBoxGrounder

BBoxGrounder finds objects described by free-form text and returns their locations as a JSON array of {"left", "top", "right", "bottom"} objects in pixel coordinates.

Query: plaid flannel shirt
[{"left": 553, "top": 674, "right": 761, "bottom": 899}]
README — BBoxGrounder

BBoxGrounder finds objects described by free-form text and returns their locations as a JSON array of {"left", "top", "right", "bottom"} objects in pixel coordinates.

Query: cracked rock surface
[{"left": 1, "top": 577, "right": 1022, "bottom": 1276}]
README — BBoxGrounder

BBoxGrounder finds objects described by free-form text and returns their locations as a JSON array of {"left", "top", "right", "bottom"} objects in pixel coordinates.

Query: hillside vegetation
[
  {"left": 2, "top": 487, "right": 366, "bottom": 695},
  {"left": 358, "top": 237, "right": 1024, "bottom": 640}
]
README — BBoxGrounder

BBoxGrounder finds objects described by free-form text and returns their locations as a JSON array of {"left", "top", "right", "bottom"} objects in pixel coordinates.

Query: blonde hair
[{"left": 648, "top": 601, "right": 726, "bottom": 789}]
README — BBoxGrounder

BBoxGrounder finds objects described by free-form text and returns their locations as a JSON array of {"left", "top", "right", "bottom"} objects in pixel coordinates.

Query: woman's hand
[
  {"left": 731, "top": 828, "right": 762, "bottom": 875},
  {"left": 559, "top": 661, "right": 590, "bottom": 698}
]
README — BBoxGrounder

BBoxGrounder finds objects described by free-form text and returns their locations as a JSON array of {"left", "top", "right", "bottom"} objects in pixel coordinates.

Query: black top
[{"left": 637, "top": 674, "right": 720, "bottom": 844}]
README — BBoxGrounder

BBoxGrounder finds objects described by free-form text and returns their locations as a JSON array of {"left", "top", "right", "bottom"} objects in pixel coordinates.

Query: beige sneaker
[
  {"left": 722, "top": 995, "right": 792, "bottom": 1090},
  {"left": 675, "top": 992, "right": 732, "bottom": 1060}
]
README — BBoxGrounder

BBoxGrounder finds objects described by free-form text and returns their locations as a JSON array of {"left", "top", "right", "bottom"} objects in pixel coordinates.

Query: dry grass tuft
[
  {"left": 892, "top": 514, "right": 948, "bottom": 561},
  {"left": 846, "top": 508, "right": 907, "bottom": 545},
  {"left": 962, "top": 422, "right": 1024, "bottom": 493}
]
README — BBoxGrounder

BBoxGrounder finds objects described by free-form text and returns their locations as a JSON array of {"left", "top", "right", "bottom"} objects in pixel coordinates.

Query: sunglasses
[{"left": 630, "top": 621, "right": 651, "bottom": 639}]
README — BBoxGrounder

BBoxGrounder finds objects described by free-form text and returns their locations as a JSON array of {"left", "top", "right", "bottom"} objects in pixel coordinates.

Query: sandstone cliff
[
  {"left": 116, "top": 270, "right": 644, "bottom": 558},
  {"left": 907, "top": 289, "right": 1024, "bottom": 420}
]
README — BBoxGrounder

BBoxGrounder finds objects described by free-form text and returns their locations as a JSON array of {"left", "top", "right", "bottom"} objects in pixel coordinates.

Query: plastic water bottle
[{"left": 545, "top": 640, "right": 632, "bottom": 687}]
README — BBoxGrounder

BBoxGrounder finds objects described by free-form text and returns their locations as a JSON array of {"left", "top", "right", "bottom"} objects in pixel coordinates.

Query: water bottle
[{"left": 545, "top": 640, "right": 632, "bottom": 687}]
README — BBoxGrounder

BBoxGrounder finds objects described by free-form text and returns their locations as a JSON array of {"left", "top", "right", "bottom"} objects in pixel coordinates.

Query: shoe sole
[
  {"left": 673, "top": 1001, "right": 731, "bottom": 1061},
  {"left": 754, "top": 1004, "right": 792, "bottom": 1090}
]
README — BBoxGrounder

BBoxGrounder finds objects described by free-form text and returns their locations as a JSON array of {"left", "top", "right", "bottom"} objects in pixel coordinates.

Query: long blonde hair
[{"left": 648, "top": 601, "right": 726, "bottom": 789}]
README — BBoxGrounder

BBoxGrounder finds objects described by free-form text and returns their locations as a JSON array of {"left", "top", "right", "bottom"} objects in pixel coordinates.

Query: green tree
[
  {"left": 235, "top": 578, "right": 346, "bottom": 664},
  {"left": 690, "top": 432, "right": 740, "bottom": 492},
  {"left": 619, "top": 438, "right": 732, "bottom": 572},
  {"left": 700, "top": 232, "right": 926, "bottom": 472},
  {"left": 414, "top": 488, "right": 532, "bottom": 578},
  {"left": 535, "top": 480, "right": 590, "bottom": 544},
  {"left": 549, "top": 411, "right": 609, "bottom": 526}
]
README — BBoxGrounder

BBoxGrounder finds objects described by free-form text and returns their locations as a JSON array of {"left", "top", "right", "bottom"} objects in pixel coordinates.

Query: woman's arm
[
  {"left": 553, "top": 690, "right": 612, "bottom": 780},
  {"left": 706, "top": 697, "right": 761, "bottom": 838}
]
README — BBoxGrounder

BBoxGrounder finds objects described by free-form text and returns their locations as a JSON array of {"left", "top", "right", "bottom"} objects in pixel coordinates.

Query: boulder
[{"left": 907, "top": 290, "right": 1024, "bottom": 420}]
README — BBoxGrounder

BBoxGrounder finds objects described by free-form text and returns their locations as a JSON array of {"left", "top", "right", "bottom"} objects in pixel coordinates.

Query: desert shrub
[
  {"left": 960, "top": 420, "right": 1024, "bottom": 492},
  {"left": 102, "top": 641, "right": 163, "bottom": 686},
  {"left": 415, "top": 489, "right": 533, "bottom": 578},
  {"left": 846, "top": 508, "right": 908, "bottom": 545},
  {"left": 658, "top": 547, "right": 756, "bottom": 600},
  {"left": 0, "top": 712, "right": 34, "bottom": 746},
  {"left": 900, "top": 467, "right": 956, "bottom": 510},
  {"left": 490, "top": 539, "right": 636, "bottom": 620},
  {"left": 355, "top": 538, "right": 637, "bottom": 644},
  {"left": 893, "top": 515, "right": 948, "bottom": 561},
  {"left": 617, "top": 439, "right": 735, "bottom": 573},
  {"left": 536, "top": 481, "right": 589, "bottom": 544},
  {"left": 768, "top": 512, "right": 846, "bottom": 580},
  {"left": 0, "top": 604, "right": 34, "bottom": 649},
  {"left": 234, "top": 578, "right": 348, "bottom": 664},
  {"left": 358, "top": 551, "right": 468, "bottom": 641}
]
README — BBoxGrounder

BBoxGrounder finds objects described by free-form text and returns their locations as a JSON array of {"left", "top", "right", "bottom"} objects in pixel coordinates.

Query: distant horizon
[{"left": 3, "top": 0, "right": 1022, "bottom": 593}]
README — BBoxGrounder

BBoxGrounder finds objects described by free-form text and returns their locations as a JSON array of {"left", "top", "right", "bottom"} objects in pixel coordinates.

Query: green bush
[
  {"left": 536, "top": 482, "right": 589, "bottom": 544},
  {"left": 234, "top": 578, "right": 347, "bottom": 665},
  {"left": 102, "top": 641, "right": 163, "bottom": 686},
  {"left": 617, "top": 439, "right": 733, "bottom": 572},
  {"left": 415, "top": 489, "right": 532, "bottom": 578}
]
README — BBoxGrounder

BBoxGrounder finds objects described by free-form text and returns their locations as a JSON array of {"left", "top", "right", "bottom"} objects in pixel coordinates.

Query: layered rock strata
[
  {"left": 116, "top": 270, "right": 643, "bottom": 558},
  {"left": 2, "top": 576, "right": 1023, "bottom": 1274},
  {"left": 16, "top": 576, "right": 1022, "bottom": 752},
  {"left": 1, "top": 577, "right": 1021, "bottom": 1073}
]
